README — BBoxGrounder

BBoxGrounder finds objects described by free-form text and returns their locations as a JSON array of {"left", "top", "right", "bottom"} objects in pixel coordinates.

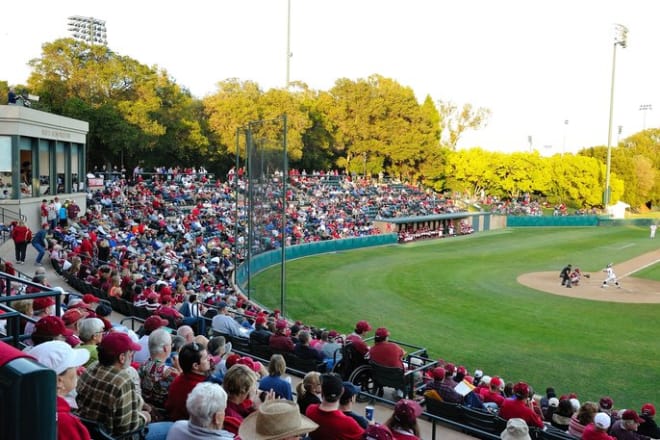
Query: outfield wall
[
  {"left": 505, "top": 215, "right": 655, "bottom": 227},
  {"left": 235, "top": 233, "right": 399, "bottom": 291},
  {"left": 506, "top": 215, "right": 599, "bottom": 227}
]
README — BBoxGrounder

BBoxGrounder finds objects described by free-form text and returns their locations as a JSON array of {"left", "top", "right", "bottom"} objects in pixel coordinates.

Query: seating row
[{"left": 424, "top": 399, "right": 577, "bottom": 440}]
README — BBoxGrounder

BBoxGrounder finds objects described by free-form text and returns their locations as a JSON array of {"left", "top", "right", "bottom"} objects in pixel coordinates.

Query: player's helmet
[{"left": 607, "top": 263, "right": 613, "bottom": 268}]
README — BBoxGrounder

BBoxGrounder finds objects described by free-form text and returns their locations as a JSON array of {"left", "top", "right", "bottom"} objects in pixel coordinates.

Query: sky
[{"left": 2, "top": 0, "right": 659, "bottom": 155}]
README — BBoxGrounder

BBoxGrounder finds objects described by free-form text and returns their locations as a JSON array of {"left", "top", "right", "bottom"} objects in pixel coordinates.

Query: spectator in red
[
  {"left": 11, "top": 219, "right": 31, "bottom": 264},
  {"left": 165, "top": 342, "right": 211, "bottom": 421},
  {"left": 479, "top": 375, "right": 506, "bottom": 408},
  {"left": 269, "top": 319, "right": 294, "bottom": 352},
  {"left": 345, "top": 320, "right": 372, "bottom": 357},
  {"left": 499, "top": 382, "right": 544, "bottom": 429},
  {"left": 583, "top": 413, "right": 616, "bottom": 440},
  {"left": 305, "top": 372, "right": 364, "bottom": 440},
  {"left": 367, "top": 327, "right": 405, "bottom": 369}
]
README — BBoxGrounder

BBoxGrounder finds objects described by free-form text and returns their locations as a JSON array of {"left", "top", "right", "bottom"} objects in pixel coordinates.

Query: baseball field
[{"left": 250, "top": 225, "right": 660, "bottom": 408}]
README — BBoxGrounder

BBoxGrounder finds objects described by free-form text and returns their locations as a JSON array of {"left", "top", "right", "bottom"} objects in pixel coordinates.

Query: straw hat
[{"left": 238, "top": 400, "right": 318, "bottom": 440}]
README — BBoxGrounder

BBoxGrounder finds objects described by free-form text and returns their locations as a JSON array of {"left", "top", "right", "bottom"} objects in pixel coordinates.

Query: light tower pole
[
  {"left": 604, "top": 23, "right": 627, "bottom": 207},
  {"left": 285, "top": 0, "right": 292, "bottom": 88}
]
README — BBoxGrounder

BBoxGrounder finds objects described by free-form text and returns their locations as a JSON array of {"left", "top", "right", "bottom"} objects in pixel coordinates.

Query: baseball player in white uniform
[{"left": 601, "top": 263, "right": 620, "bottom": 288}]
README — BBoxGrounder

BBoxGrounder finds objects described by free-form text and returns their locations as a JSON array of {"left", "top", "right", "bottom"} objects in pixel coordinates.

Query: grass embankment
[{"left": 251, "top": 226, "right": 660, "bottom": 407}]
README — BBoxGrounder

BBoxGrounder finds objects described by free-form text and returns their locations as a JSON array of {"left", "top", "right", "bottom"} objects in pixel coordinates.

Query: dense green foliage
[
  {"left": 251, "top": 226, "right": 660, "bottom": 407},
  {"left": 3, "top": 38, "right": 659, "bottom": 206}
]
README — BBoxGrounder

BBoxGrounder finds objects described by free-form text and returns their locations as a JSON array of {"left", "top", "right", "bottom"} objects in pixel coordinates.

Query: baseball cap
[
  {"left": 621, "top": 409, "right": 644, "bottom": 423},
  {"left": 365, "top": 424, "right": 394, "bottom": 440},
  {"left": 275, "top": 319, "right": 288, "bottom": 330},
  {"left": 328, "top": 330, "right": 338, "bottom": 339},
  {"left": 99, "top": 332, "right": 141, "bottom": 357},
  {"left": 29, "top": 340, "right": 90, "bottom": 375},
  {"left": 599, "top": 396, "right": 614, "bottom": 410},
  {"left": 34, "top": 316, "right": 73, "bottom": 338},
  {"left": 456, "top": 365, "right": 467, "bottom": 375},
  {"left": 375, "top": 327, "right": 389, "bottom": 338},
  {"left": 82, "top": 294, "right": 100, "bottom": 304},
  {"left": 255, "top": 315, "right": 267, "bottom": 326},
  {"left": 225, "top": 353, "right": 242, "bottom": 369},
  {"left": 237, "top": 356, "right": 262, "bottom": 373},
  {"left": 342, "top": 381, "right": 360, "bottom": 400},
  {"left": 355, "top": 320, "right": 372, "bottom": 333},
  {"left": 321, "top": 373, "right": 344, "bottom": 400},
  {"left": 549, "top": 398, "right": 560, "bottom": 408},
  {"left": 594, "top": 413, "right": 611, "bottom": 430},
  {"left": 217, "top": 301, "right": 228, "bottom": 309},
  {"left": 394, "top": 399, "right": 423, "bottom": 425},
  {"left": 641, "top": 403, "right": 656, "bottom": 417},
  {"left": 144, "top": 315, "right": 168, "bottom": 332},
  {"left": 490, "top": 376, "right": 503, "bottom": 389},
  {"left": 513, "top": 382, "right": 530, "bottom": 398},
  {"left": 33, "top": 296, "right": 56, "bottom": 311},
  {"left": 431, "top": 367, "right": 446, "bottom": 380},
  {"left": 62, "top": 308, "right": 87, "bottom": 326}
]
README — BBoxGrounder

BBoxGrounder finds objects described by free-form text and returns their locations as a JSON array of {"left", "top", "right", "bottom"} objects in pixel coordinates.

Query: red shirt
[
  {"left": 305, "top": 404, "right": 364, "bottom": 440},
  {"left": 499, "top": 398, "right": 544, "bottom": 428},
  {"left": 582, "top": 423, "right": 616, "bottom": 440},
  {"left": 164, "top": 373, "right": 207, "bottom": 421},
  {"left": 368, "top": 341, "right": 405, "bottom": 369},
  {"left": 345, "top": 334, "right": 369, "bottom": 357}
]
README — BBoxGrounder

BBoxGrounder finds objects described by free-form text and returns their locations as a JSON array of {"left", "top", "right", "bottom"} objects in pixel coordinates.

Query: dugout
[{"left": 373, "top": 211, "right": 493, "bottom": 240}]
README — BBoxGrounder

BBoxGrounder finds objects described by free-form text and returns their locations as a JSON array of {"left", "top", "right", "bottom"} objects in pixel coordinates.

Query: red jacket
[{"left": 57, "top": 396, "right": 91, "bottom": 440}]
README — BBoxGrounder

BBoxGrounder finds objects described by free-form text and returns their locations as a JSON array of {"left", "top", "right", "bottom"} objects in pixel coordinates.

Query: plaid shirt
[{"left": 76, "top": 362, "right": 146, "bottom": 437}]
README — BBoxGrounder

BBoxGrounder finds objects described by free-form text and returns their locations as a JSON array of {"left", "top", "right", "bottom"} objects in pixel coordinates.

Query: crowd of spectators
[{"left": 2, "top": 166, "right": 657, "bottom": 440}]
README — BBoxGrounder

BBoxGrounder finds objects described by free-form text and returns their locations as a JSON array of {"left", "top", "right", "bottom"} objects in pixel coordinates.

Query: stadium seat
[
  {"left": 77, "top": 415, "right": 147, "bottom": 440},
  {"left": 460, "top": 405, "right": 499, "bottom": 438},
  {"left": 283, "top": 352, "right": 327, "bottom": 374},
  {"left": 536, "top": 426, "right": 577, "bottom": 440},
  {"left": 369, "top": 360, "right": 410, "bottom": 399},
  {"left": 425, "top": 398, "right": 463, "bottom": 422}
]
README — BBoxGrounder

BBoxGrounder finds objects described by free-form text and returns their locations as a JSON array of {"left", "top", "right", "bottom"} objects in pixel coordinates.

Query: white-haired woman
[{"left": 166, "top": 382, "right": 234, "bottom": 439}]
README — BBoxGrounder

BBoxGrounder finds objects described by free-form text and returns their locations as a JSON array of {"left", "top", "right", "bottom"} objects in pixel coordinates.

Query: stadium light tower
[
  {"left": 604, "top": 23, "right": 627, "bottom": 207},
  {"left": 639, "top": 104, "right": 652, "bottom": 130},
  {"left": 285, "top": 0, "right": 292, "bottom": 88},
  {"left": 68, "top": 15, "right": 108, "bottom": 45}
]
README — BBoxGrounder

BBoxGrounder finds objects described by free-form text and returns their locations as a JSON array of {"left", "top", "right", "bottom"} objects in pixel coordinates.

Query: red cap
[
  {"left": 355, "top": 320, "right": 372, "bottom": 333},
  {"left": 82, "top": 294, "right": 100, "bottom": 304},
  {"left": 62, "top": 308, "right": 87, "bottom": 326},
  {"left": 599, "top": 396, "right": 614, "bottom": 410},
  {"left": 641, "top": 404, "right": 656, "bottom": 417},
  {"left": 513, "top": 382, "right": 530, "bottom": 398},
  {"left": 143, "top": 315, "right": 168, "bottom": 332},
  {"left": 34, "top": 316, "right": 73, "bottom": 338},
  {"left": 33, "top": 297, "right": 56, "bottom": 311},
  {"left": 275, "top": 319, "right": 288, "bottom": 330},
  {"left": 364, "top": 424, "right": 394, "bottom": 440},
  {"left": 490, "top": 376, "right": 503, "bottom": 388},
  {"left": 394, "top": 399, "right": 423, "bottom": 424},
  {"left": 328, "top": 330, "right": 339, "bottom": 338},
  {"left": 622, "top": 409, "right": 644, "bottom": 423},
  {"left": 99, "top": 332, "right": 141, "bottom": 357},
  {"left": 445, "top": 363, "right": 456, "bottom": 374},
  {"left": 375, "top": 327, "right": 390, "bottom": 338},
  {"left": 457, "top": 365, "right": 467, "bottom": 375},
  {"left": 237, "top": 356, "right": 262, "bottom": 373},
  {"left": 225, "top": 353, "right": 241, "bottom": 368},
  {"left": 255, "top": 315, "right": 267, "bottom": 326},
  {"left": 432, "top": 367, "right": 446, "bottom": 380}
]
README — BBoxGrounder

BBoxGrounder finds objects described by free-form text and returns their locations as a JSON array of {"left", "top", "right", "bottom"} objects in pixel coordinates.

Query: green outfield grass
[{"left": 251, "top": 226, "right": 660, "bottom": 408}]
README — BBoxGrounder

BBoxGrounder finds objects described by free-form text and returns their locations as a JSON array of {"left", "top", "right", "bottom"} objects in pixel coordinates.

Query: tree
[{"left": 437, "top": 101, "right": 491, "bottom": 150}]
